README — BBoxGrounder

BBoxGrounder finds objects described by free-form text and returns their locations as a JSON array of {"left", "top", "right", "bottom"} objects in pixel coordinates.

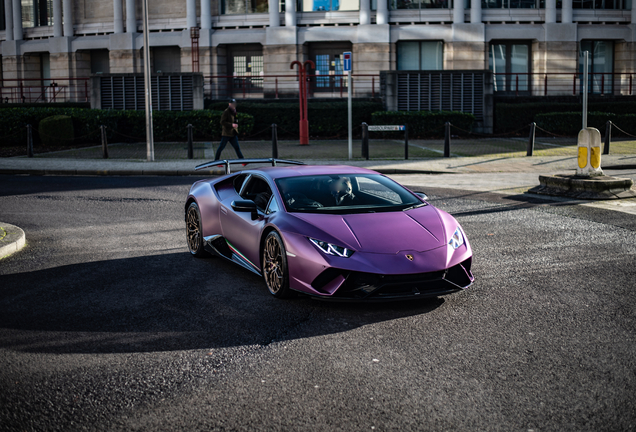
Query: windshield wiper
[{"left": 402, "top": 203, "right": 427, "bottom": 211}]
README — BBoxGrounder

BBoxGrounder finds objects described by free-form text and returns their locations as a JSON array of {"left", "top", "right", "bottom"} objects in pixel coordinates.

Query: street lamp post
[{"left": 142, "top": 0, "right": 154, "bottom": 161}]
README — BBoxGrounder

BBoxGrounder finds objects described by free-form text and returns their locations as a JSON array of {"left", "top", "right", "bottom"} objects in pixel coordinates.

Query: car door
[{"left": 219, "top": 174, "right": 273, "bottom": 271}]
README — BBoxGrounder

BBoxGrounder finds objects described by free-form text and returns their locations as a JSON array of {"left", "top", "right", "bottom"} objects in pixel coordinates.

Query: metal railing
[
  {"left": 205, "top": 74, "right": 379, "bottom": 100},
  {"left": 492, "top": 72, "right": 634, "bottom": 97},
  {"left": 0, "top": 78, "right": 90, "bottom": 103}
]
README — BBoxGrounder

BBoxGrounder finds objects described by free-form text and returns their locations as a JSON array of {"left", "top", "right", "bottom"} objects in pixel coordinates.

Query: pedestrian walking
[{"left": 215, "top": 98, "right": 245, "bottom": 161}]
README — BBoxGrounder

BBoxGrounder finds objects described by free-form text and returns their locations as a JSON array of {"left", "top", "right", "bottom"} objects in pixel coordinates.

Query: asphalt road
[{"left": 1, "top": 174, "right": 635, "bottom": 431}]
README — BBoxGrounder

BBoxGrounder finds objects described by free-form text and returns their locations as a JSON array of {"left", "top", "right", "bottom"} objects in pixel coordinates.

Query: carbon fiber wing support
[{"left": 195, "top": 158, "right": 305, "bottom": 175}]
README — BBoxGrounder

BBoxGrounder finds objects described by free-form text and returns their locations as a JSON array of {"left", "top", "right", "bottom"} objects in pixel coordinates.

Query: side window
[
  {"left": 241, "top": 177, "right": 272, "bottom": 211},
  {"left": 233, "top": 174, "right": 248, "bottom": 194},
  {"left": 266, "top": 197, "right": 280, "bottom": 214}
]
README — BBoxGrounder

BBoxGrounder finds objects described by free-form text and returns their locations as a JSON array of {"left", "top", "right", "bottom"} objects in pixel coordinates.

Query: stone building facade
[{"left": 1, "top": 0, "right": 635, "bottom": 100}]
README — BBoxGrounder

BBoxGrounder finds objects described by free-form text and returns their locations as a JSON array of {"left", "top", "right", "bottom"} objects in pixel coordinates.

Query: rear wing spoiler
[{"left": 195, "top": 158, "right": 305, "bottom": 175}]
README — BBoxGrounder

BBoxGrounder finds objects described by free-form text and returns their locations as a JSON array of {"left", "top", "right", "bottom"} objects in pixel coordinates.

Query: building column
[
  {"left": 360, "top": 0, "right": 370, "bottom": 25},
  {"left": 114, "top": 0, "right": 124, "bottom": 33},
  {"left": 285, "top": 0, "right": 296, "bottom": 26},
  {"left": 545, "top": 0, "right": 556, "bottom": 23},
  {"left": 53, "top": 0, "right": 63, "bottom": 36},
  {"left": 63, "top": 0, "right": 73, "bottom": 36},
  {"left": 376, "top": 0, "right": 388, "bottom": 24},
  {"left": 201, "top": 0, "right": 212, "bottom": 29},
  {"left": 4, "top": 0, "right": 13, "bottom": 41},
  {"left": 187, "top": 0, "right": 197, "bottom": 28},
  {"left": 268, "top": 0, "right": 280, "bottom": 26},
  {"left": 561, "top": 0, "right": 572, "bottom": 23},
  {"left": 126, "top": 0, "right": 136, "bottom": 32},
  {"left": 470, "top": 0, "right": 481, "bottom": 23},
  {"left": 12, "top": 0, "right": 22, "bottom": 40},
  {"left": 453, "top": 0, "right": 464, "bottom": 24}
]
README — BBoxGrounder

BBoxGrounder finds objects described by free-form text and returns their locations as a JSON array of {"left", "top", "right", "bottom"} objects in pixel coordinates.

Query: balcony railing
[
  {"left": 0, "top": 78, "right": 91, "bottom": 103},
  {"left": 206, "top": 74, "right": 379, "bottom": 100},
  {"left": 492, "top": 72, "right": 634, "bottom": 97}
]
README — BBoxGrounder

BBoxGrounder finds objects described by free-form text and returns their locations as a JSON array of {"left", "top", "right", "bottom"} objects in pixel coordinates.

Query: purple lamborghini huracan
[{"left": 185, "top": 159, "right": 474, "bottom": 300}]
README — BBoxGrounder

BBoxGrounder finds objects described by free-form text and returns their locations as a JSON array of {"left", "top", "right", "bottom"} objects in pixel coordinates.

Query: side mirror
[
  {"left": 415, "top": 192, "right": 429, "bottom": 201},
  {"left": 231, "top": 200, "right": 258, "bottom": 219}
]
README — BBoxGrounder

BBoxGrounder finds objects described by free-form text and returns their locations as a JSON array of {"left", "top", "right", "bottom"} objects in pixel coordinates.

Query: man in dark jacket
[{"left": 214, "top": 98, "right": 245, "bottom": 160}]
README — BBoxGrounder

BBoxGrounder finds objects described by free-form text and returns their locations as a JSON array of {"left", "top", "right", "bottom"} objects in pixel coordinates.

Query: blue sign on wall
[{"left": 343, "top": 52, "right": 352, "bottom": 72}]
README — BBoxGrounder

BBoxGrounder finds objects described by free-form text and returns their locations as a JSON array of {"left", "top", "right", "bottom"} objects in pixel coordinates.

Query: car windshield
[{"left": 275, "top": 174, "right": 424, "bottom": 214}]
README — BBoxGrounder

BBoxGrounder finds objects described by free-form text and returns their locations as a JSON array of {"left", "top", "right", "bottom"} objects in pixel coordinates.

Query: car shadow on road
[{"left": 0, "top": 252, "right": 445, "bottom": 354}]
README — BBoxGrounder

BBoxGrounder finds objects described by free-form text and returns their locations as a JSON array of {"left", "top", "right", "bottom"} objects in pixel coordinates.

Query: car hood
[{"left": 291, "top": 205, "right": 447, "bottom": 254}]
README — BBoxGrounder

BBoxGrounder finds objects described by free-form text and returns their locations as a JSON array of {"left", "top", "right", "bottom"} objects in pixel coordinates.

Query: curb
[{"left": 0, "top": 223, "right": 26, "bottom": 259}]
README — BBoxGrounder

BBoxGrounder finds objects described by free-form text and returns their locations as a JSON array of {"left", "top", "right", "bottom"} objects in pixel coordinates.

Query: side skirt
[{"left": 204, "top": 235, "right": 262, "bottom": 277}]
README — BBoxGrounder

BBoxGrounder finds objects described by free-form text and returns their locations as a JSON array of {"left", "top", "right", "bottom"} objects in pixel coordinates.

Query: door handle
[{"left": 221, "top": 206, "right": 228, "bottom": 215}]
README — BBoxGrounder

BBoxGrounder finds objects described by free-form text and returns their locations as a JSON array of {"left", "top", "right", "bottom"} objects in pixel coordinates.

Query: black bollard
[
  {"left": 272, "top": 123, "right": 278, "bottom": 159},
  {"left": 187, "top": 124, "right": 194, "bottom": 159},
  {"left": 101, "top": 125, "right": 109, "bottom": 159},
  {"left": 527, "top": 122, "right": 536, "bottom": 157},
  {"left": 443, "top": 122, "right": 451, "bottom": 158},
  {"left": 27, "top": 124, "right": 34, "bottom": 157},
  {"left": 361, "top": 122, "right": 369, "bottom": 160},
  {"left": 603, "top": 120, "right": 611, "bottom": 155}
]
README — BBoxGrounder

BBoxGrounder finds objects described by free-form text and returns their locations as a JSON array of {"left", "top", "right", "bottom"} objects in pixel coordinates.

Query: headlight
[
  {"left": 309, "top": 238, "right": 355, "bottom": 258},
  {"left": 448, "top": 227, "right": 465, "bottom": 250}
]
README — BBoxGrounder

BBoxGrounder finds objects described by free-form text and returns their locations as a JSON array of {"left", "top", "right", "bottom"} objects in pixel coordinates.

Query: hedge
[
  {"left": 207, "top": 101, "right": 383, "bottom": 138},
  {"left": 0, "top": 108, "right": 254, "bottom": 147},
  {"left": 535, "top": 112, "right": 636, "bottom": 136},
  {"left": 39, "top": 115, "right": 74, "bottom": 146},
  {"left": 370, "top": 111, "right": 475, "bottom": 138},
  {"left": 495, "top": 101, "right": 636, "bottom": 133}
]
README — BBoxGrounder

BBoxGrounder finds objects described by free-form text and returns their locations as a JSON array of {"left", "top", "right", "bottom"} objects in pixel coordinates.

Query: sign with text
[
  {"left": 343, "top": 52, "right": 352, "bottom": 72},
  {"left": 368, "top": 125, "right": 405, "bottom": 131}
]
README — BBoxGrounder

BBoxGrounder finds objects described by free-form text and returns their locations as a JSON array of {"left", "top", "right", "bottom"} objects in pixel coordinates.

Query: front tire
[
  {"left": 262, "top": 231, "right": 293, "bottom": 298},
  {"left": 186, "top": 202, "right": 208, "bottom": 257}
]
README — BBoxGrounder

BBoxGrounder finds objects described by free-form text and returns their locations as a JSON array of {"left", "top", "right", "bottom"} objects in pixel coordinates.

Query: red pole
[
  {"left": 515, "top": 75, "right": 519, "bottom": 97},
  {"left": 544, "top": 74, "right": 547, "bottom": 96},
  {"left": 291, "top": 61, "right": 309, "bottom": 145}
]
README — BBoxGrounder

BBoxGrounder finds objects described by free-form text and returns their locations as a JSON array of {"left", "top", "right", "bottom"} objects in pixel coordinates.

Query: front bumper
[{"left": 308, "top": 258, "right": 473, "bottom": 301}]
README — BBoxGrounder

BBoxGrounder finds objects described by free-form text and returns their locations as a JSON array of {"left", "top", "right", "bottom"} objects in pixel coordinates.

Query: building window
[
  {"left": 489, "top": 41, "right": 531, "bottom": 93},
  {"left": 397, "top": 41, "right": 443, "bottom": 71},
  {"left": 579, "top": 41, "right": 614, "bottom": 94},
  {"left": 21, "top": 0, "right": 53, "bottom": 28},
  {"left": 481, "top": 0, "right": 541, "bottom": 8},
  {"left": 299, "top": 0, "right": 359, "bottom": 11},
  {"left": 221, "top": 0, "right": 268, "bottom": 13},
  {"left": 573, "top": 0, "right": 628, "bottom": 8},
  {"left": 91, "top": 50, "right": 110, "bottom": 74},
  {"left": 152, "top": 47, "right": 181, "bottom": 73},
  {"left": 308, "top": 42, "right": 352, "bottom": 92},
  {"left": 226, "top": 44, "right": 264, "bottom": 95},
  {"left": 1, "top": 1, "right": 6, "bottom": 31},
  {"left": 390, "top": 0, "right": 452, "bottom": 10}
]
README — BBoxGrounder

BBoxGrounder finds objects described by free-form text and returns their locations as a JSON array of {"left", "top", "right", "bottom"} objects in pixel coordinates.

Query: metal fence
[
  {"left": 0, "top": 78, "right": 90, "bottom": 103},
  {"left": 493, "top": 72, "right": 634, "bottom": 97},
  {"left": 206, "top": 74, "right": 379, "bottom": 100}
]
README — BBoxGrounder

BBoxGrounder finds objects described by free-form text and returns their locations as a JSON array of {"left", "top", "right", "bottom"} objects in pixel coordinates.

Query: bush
[
  {"left": 370, "top": 111, "right": 475, "bottom": 138},
  {"left": 535, "top": 112, "right": 636, "bottom": 136},
  {"left": 39, "top": 115, "right": 74, "bottom": 146},
  {"left": 0, "top": 108, "right": 255, "bottom": 147},
  {"left": 536, "top": 112, "right": 609, "bottom": 135},
  {"left": 207, "top": 101, "right": 383, "bottom": 138},
  {"left": 495, "top": 101, "right": 636, "bottom": 133}
]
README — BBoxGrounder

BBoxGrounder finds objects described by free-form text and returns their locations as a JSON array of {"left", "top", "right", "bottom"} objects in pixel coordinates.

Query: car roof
[{"left": 243, "top": 164, "right": 380, "bottom": 179}]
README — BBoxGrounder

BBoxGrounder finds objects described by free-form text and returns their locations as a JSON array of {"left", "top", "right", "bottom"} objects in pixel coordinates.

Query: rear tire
[
  {"left": 186, "top": 202, "right": 209, "bottom": 257},
  {"left": 262, "top": 231, "right": 294, "bottom": 298}
]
